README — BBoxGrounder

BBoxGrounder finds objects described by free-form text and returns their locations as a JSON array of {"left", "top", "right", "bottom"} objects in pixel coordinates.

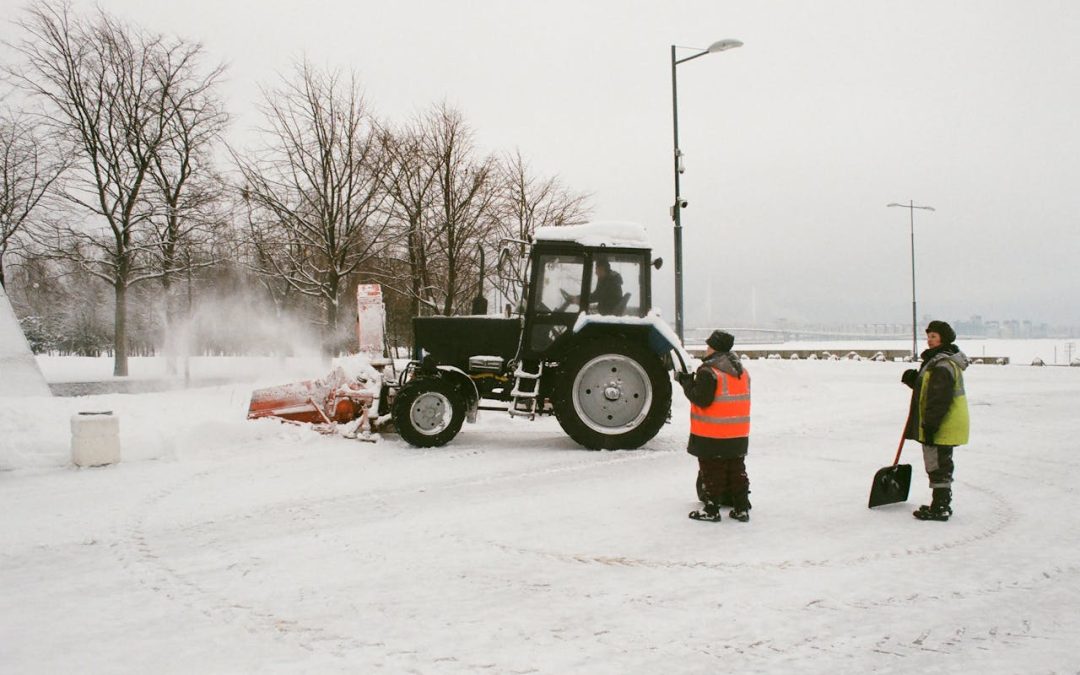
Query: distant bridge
[
  {"left": 684, "top": 326, "right": 916, "bottom": 344},
  {"left": 682, "top": 327, "right": 1007, "bottom": 363}
]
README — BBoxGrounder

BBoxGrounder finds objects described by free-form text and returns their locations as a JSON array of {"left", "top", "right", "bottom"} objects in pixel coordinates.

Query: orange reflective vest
[{"left": 690, "top": 366, "right": 751, "bottom": 439}]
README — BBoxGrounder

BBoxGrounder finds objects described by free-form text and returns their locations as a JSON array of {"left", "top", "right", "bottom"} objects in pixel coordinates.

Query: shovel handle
[{"left": 892, "top": 412, "right": 912, "bottom": 466}]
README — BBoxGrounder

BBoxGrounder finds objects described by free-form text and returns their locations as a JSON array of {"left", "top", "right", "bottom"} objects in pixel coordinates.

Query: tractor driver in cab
[
  {"left": 591, "top": 257, "right": 624, "bottom": 315},
  {"left": 562, "top": 257, "right": 625, "bottom": 315}
]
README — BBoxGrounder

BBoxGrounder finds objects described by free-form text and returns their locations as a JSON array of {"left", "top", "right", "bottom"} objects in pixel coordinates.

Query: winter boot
[
  {"left": 689, "top": 501, "right": 722, "bottom": 522},
  {"left": 728, "top": 492, "right": 751, "bottom": 523},
  {"left": 913, "top": 488, "right": 952, "bottom": 521}
]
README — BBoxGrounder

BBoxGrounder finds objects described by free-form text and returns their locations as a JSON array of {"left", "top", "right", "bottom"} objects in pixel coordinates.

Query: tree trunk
[
  {"left": 443, "top": 263, "right": 457, "bottom": 316},
  {"left": 325, "top": 286, "right": 339, "bottom": 357},
  {"left": 113, "top": 281, "right": 129, "bottom": 376},
  {"left": 162, "top": 274, "right": 177, "bottom": 375}
]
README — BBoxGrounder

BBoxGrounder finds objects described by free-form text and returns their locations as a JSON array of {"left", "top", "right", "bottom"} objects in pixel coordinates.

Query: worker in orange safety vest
[{"left": 677, "top": 329, "right": 752, "bottom": 523}]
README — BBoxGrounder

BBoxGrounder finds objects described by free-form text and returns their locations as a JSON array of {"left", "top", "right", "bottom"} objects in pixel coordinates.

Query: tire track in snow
[
  {"left": 109, "top": 444, "right": 675, "bottom": 667},
  {"left": 976, "top": 458, "right": 1078, "bottom": 494},
  {"left": 133, "top": 445, "right": 675, "bottom": 539},
  {"left": 472, "top": 478, "right": 1017, "bottom": 572},
  {"left": 114, "top": 434, "right": 1080, "bottom": 670},
  {"left": 734, "top": 615, "right": 1061, "bottom": 664},
  {"left": 454, "top": 472, "right": 1080, "bottom": 668},
  {"left": 112, "top": 469, "right": 382, "bottom": 658}
]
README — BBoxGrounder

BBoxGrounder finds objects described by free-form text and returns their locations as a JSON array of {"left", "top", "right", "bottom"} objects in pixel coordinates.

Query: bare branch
[{"left": 233, "top": 60, "right": 392, "bottom": 342}]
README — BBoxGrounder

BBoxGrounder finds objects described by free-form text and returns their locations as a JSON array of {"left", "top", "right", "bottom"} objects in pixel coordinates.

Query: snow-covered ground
[{"left": 2, "top": 346, "right": 1079, "bottom": 673}]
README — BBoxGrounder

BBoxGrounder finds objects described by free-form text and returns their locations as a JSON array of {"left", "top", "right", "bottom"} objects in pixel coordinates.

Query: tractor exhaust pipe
[{"left": 471, "top": 245, "right": 488, "bottom": 315}]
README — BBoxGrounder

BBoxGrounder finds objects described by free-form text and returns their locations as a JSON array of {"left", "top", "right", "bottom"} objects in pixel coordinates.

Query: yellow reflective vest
[{"left": 915, "top": 352, "right": 970, "bottom": 446}]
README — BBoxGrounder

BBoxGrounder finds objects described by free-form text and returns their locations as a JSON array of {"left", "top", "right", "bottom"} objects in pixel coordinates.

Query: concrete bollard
[{"left": 71, "top": 411, "right": 121, "bottom": 467}]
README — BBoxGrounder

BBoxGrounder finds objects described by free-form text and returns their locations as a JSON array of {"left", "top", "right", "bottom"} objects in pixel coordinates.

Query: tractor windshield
[{"left": 534, "top": 253, "right": 585, "bottom": 314}]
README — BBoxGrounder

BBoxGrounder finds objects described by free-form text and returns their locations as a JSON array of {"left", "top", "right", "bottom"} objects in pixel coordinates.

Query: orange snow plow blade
[
  {"left": 247, "top": 366, "right": 375, "bottom": 428},
  {"left": 247, "top": 284, "right": 387, "bottom": 438}
]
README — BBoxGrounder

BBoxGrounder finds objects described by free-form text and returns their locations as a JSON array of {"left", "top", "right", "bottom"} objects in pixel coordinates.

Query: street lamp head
[
  {"left": 887, "top": 202, "right": 936, "bottom": 212},
  {"left": 707, "top": 39, "right": 743, "bottom": 53}
]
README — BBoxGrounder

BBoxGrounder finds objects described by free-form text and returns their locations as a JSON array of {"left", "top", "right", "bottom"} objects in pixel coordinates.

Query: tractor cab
[{"left": 520, "top": 223, "right": 655, "bottom": 358}]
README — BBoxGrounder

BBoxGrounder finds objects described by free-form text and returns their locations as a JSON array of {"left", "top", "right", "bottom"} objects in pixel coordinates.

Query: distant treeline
[{"left": 2, "top": 2, "right": 590, "bottom": 370}]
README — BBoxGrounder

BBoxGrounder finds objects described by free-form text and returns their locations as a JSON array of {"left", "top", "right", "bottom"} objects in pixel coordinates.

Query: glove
[
  {"left": 676, "top": 371, "right": 693, "bottom": 385},
  {"left": 901, "top": 369, "right": 918, "bottom": 387},
  {"left": 922, "top": 424, "right": 939, "bottom": 445}
]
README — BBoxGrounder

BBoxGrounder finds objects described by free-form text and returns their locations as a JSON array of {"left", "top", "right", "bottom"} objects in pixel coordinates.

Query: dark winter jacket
[
  {"left": 903, "top": 344, "right": 970, "bottom": 445},
  {"left": 592, "top": 270, "right": 624, "bottom": 315},
  {"left": 681, "top": 351, "right": 750, "bottom": 458}
]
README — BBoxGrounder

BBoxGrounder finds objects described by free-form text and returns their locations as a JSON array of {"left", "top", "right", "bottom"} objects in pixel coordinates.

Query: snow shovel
[{"left": 868, "top": 420, "right": 913, "bottom": 508}]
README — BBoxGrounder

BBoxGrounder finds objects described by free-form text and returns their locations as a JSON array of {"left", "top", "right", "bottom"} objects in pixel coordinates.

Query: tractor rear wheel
[
  {"left": 392, "top": 376, "right": 466, "bottom": 448},
  {"left": 553, "top": 338, "right": 671, "bottom": 450}
]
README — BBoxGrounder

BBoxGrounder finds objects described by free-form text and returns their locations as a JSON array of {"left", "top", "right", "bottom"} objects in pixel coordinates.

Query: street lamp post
[
  {"left": 887, "top": 200, "right": 935, "bottom": 359},
  {"left": 671, "top": 39, "right": 742, "bottom": 345}
]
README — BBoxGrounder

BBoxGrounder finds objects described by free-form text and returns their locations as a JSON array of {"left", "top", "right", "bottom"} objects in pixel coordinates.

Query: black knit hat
[
  {"left": 706, "top": 330, "right": 735, "bottom": 353},
  {"left": 925, "top": 320, "right": 956, "bottom": 345}
]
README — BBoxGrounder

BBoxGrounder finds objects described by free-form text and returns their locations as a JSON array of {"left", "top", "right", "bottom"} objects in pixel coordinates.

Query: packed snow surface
[{"left": 1, "top": 349, "right": 1078, "bottom": 673}]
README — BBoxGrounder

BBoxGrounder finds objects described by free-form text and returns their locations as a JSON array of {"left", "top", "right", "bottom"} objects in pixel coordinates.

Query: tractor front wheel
[
  {"left": 392, "top": 376, "right": 466, "bottom": 448},
  {"left": 553, "top": 339, "right": 671, "bottom": 450}
]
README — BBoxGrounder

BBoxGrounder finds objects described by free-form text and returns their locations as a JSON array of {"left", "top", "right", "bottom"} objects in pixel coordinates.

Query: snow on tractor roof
[{"left": 533, "top": 221, "right": 651, "bottom": 249}]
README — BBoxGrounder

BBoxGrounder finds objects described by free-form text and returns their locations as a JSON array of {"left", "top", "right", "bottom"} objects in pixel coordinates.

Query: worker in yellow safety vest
[
  {"left": 677, "top": 330, "right": 752, "bottom": 523},
  {"left": 901, "top": 320, "right": 970, "bottom": 522}
]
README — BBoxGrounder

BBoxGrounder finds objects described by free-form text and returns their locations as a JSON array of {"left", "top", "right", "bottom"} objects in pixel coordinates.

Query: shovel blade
[{"left": 868, "top": 463, "right": 912, "bottom": 508}]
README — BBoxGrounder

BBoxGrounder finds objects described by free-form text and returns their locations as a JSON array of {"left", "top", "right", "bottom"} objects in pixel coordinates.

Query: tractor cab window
[
  {"left": 533, "top": 254, "right": 584, "bottom": 314},
  {"left": 589, "top": 254, "right": 641, "bottom": 317}
]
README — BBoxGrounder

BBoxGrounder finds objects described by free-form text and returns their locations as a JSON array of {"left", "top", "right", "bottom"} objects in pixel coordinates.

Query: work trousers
[
  {"left": 922, "top": 444, "right": 955, "bottom": 489},
  {"left": 697, "top": 455, "right": 749, "bottom": 505}
]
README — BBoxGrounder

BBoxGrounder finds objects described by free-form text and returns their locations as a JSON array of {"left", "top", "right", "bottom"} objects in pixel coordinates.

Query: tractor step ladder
[{"left": 509, "top": 360, "right": 543, "bottom": 420}]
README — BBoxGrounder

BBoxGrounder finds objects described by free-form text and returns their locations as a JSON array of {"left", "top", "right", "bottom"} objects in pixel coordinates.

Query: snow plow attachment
[
  {"left": 247, "top": 366, "right": 377, "bottom": 438},
  {"left": 246, "top": 284, "right": 391, "bottom": 440}
]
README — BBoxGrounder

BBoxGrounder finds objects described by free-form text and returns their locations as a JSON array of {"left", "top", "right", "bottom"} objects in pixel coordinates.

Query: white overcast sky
[{"left": 4, "top": 0, "right": 1078, "bottom": 328}]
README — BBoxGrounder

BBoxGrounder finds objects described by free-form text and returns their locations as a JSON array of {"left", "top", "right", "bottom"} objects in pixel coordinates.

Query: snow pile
[
  {"left": 335, "top": 353, "right": 385, "bottom": 387},
  {"left": 0, "top": 284, "right": 51, "bottom": 397},
  {"left": 534, "top": 220, "right": 651, "bottom": 248},
  {"left": 572, "top": 309, "right": 698, "bottom": 372},
  {"left": 0, "top": 354, "right": 381, "bottom": 471}
]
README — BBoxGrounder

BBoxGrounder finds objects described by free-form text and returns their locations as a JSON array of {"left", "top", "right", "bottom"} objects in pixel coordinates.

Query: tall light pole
[
  {"left": 887, "top": 200, "right": 935, "bottom": 359},
  {"left": 671, "top": 39, "right": 742, "bottom": 345}
]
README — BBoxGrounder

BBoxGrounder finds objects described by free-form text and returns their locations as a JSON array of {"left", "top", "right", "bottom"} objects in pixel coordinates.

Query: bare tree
[
  {"left": 146, "top": 63, "right": 228, "bottom": 369},
  {"left": 496, "top": 149, "right": 590, "bottom": 240},
  {"left": 378, "top": 109, "right": 589, "bottom": 321},
  {"left": 492, "top": 149, "right": 591, "bottom": 307},
  {"left": 7, "top": 2, "right": 226, "bottom": 375},
  {"left": 425, "top": 103, "right": 499, "bottom": 316},
  {"left": 0, "top": 110, "right": 68, "bottom": 288},
  {"left": 377, "top": 117, "right": 439, "bottom": 317},
  {"left": 148, "top": 62, "right": 228, "bottom": 290},
  {"left": 235, "top": 61, "right": 391, "bottom": 345}
]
